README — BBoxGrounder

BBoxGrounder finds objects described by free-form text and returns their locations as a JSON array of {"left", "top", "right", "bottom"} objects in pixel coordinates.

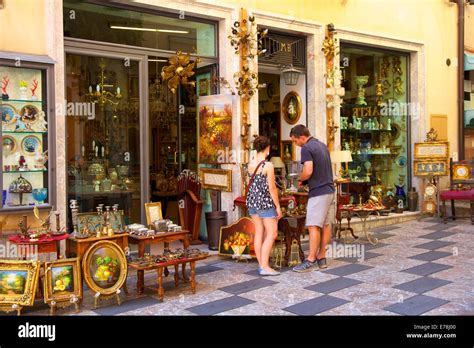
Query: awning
[{"left": 465, "top": 53, "right": 474, "bottom": 71}]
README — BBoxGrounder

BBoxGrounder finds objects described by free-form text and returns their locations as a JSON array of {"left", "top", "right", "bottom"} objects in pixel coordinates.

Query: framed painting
[
  {"left": 76, "top": 211, "right": 125, "bottom": 234},
  {"left": 198, "top": 168, "right": 232, "bottom": 192},
  {"left": 280, "top": 140, "right": 296, "bottom": 161},
  {"left": 218, "top": 217, "right": 256, "bottom": 258},
  {"left": 282, "top": 91, "right": 302, "bottom": 125},
  {"left": 414, "top": 141, "right": 449, "bottom": 160},
  {"left": 414, "top": 160, "right": 448, "bottom": 177},
  {"left": 44, "top": 258, "right": 82, "bottom": 314},
  {"left": 82, "top": 241, "right": 127, "bottom": 297},
  {"left": 198, "top": 94, "right": 233, "bottom": 164},
  {"left": 0, "top": 260, "right": 41, "bottom": 315},
  {"left": 144, "top": 202, "right": 163, "bottom": 226}
]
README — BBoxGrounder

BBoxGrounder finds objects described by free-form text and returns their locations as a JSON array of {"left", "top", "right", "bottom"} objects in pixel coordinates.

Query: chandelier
[{"left": 86, "top": 62, "right": 122, "bottom": 110}]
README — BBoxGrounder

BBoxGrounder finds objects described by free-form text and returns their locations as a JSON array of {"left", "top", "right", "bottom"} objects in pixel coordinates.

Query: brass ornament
[
  {"left": 425, "top": 128, "right": 439, "bottom": 142},
  {"left": 161, "top": 51, "right": 201, "bottom": 94}
]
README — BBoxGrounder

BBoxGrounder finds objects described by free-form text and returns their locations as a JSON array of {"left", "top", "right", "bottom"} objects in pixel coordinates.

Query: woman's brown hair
[{"left": 253, "top": 135, "right": 271, "bottom": 153}]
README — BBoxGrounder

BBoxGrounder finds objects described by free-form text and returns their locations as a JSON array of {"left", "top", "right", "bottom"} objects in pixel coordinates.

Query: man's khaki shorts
[{"left": 305, "top": 193, "right": 335, "bottom": 228}]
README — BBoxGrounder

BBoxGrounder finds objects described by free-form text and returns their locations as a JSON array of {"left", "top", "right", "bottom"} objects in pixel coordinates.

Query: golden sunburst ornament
[{"left": 161, "top": 51, "right": 201, "bottom": 94}]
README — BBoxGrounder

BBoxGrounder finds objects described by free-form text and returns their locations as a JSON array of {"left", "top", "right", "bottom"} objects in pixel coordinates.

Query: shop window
[
  {"left": 464, "top": 70, "right": 474, "bottom": 159},
  {"left": 66, "top": 54, "right": 141, "bottom": 224},
  {"left": 63, "top": 0, "right": 216, "bottom": 57},
  {"left": 1, "top": 64, "right": 52, "bottom": 210},
  {"left": 340, "top": 45, "right": 410, "bottom": 204}
]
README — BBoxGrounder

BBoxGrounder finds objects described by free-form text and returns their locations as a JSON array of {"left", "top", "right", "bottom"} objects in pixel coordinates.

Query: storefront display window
[
  {"left": 1, "top": 64, "right": 51, "bottom": 210},
  {"left": 63, "top": 0, "right": 216, "bottom": 57},
  {"left": 340, "top": 45, "right": 410, "bottom": 204},
  {"left": 66, "top": 54, "right": 141, "bottom": 224}
]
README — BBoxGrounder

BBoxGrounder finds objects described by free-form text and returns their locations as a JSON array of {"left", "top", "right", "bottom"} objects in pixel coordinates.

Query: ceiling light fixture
[{"left": 109, "top": 25, "right": 189, "bottom": 34}]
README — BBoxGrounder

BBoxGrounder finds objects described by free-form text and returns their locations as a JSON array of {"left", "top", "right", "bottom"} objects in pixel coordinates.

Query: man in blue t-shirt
[{"left": 290, "top": 125, "right": 335, "bottom": 272}]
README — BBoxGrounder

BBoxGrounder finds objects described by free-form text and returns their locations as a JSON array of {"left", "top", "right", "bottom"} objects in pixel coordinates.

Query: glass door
[{"left": 65, "top": 53, "right": 142, "bottom": 224}]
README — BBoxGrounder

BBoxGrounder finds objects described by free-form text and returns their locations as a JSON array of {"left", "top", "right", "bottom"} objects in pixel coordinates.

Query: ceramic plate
[
  {"left": 21, "top": 135, "right": 41, "bottom": 155},
  {"left": 19, "top": 104, "right": 40, "bottom": 124},
  {"left": 2, "top": 135, "right": 17, "bottom": 155},
  {"left": 395, "top": 155, "right": 407, "bottom": 167},
  {"left": 1, "top": 104, "right": 17, "bottom": 125}
]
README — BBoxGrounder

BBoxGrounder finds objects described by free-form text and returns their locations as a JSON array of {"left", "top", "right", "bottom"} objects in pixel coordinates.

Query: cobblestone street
[{"left": 20, "top": 218, "right": 474, "bottom": 316}]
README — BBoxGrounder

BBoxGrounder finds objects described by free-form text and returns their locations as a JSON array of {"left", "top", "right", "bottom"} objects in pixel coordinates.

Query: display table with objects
[
  {"left": 128, "top": 230, "right": 191, "bottom": 294},
  {"left": 128, "top": 251, "right": 208, "bottom": 301},
  {"left": 278, "top": 215, "right": 306, "bottom": 266},
  {"left": 66, "top": 233, "right": 129, "bottom": 260},
  {"left": 8, "top": 233, "right": 68, "bottom": 260}
]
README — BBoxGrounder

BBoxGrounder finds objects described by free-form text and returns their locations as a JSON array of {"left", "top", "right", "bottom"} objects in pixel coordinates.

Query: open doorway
[{"left": 258, "top": 72, "right": 281, "bottom": 158}]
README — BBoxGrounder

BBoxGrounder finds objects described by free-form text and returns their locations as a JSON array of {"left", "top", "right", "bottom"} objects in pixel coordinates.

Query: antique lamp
[
  {"left": 281, "top": 64, "right": 301, "bottom": 86},
  {"left": 330, "top": 150, "right": 353, "bottom": 179}
]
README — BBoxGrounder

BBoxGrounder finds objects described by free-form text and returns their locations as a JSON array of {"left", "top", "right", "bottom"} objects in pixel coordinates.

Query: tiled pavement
[{"left": 16, "top": 218, "right": 474, "bottom": 316}]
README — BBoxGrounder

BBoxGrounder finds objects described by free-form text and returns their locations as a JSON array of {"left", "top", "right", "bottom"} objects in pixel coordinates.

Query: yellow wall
[
  {"left": 0, "top": 0, "right": 46, "bottom": 55},
  {"left": 467, "top": 4, "right": 474, "bottom": 52},
  {"left": 220, "top": 0, "right": 467, "bottom": 156}
]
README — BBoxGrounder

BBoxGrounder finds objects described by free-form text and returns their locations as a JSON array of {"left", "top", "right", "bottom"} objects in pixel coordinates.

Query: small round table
[
  {"left": 350, "top": 207, "right": 380, "bottom": 245},
  {"left": 8, "top": 233, "right": 68, "bottom": 259}
]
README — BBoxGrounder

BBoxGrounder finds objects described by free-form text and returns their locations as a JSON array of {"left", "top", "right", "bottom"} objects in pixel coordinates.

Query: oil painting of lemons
[
  {"left": 0, "top": 271, "right": 27, "bottom": 295},
  {"left": 51, "top": 266, "right": 74, "bottom": 293},
  {"left": 90, "top": 247, "right": 121, "bottom": 289}
]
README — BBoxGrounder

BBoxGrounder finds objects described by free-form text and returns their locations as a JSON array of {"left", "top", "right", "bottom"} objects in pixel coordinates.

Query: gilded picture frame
[
  {"left": 218, "top": 217, "right": 256, "bottom": 258},
  {"left": 198, "top": 168, "right": 233, "bottom": 192},
  {"left": 144, "top": 202, "right": 163, "bottom": 226},
  {"left": 414, "top": 141, "right": 449, "bottom": 160},
  {"left": 282, "top": 91, "right": 302, "bottom": 125},
  {"left": 414, "top": 160, "right": 448, "bottom": 177},
  {"left": 0, "top": 260, "right": 41, "bottom": 314},
  {"left": 82, "top": 241, "right": 127, "bottom": 296},
  {"left": 44, "top": 258, "right": 82, "bottom": 305},
  {"left": 77, "top": 210, "right": 125, "bottom": 234},
  {"left": 280, "top": 140, "right": 296, "bottom": 161},
  {"left": 452, "top": 163, "right": 471, "bottom": 181}
]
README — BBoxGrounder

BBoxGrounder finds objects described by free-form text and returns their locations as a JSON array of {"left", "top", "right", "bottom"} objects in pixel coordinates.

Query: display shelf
[
  {"left": 2, "top": 131, "right": 47, "bottom": 135},
  {"left": 341, "top": 128, "right": 392, "bottom": 132},
  {"left": 351, "top": 152, "right": 391, "bottom": 156},
  {"left": 0, "top": 99, "right": 43, "bottom": 103},
  {"left": 2, "top": 170, "right": 47, "bottom": 173}
]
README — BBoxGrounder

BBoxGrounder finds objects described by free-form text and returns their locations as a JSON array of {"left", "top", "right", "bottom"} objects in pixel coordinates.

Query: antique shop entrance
[
  {"left": 63, "top": 0, "right": 218, "bottom": 225},
  {"left": 257, "top": 30, "right": 307, "bottom": 162}
]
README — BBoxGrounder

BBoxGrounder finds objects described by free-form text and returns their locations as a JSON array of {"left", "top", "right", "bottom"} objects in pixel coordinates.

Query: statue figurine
[{"left": 386, "top": 118, "right": 392, "bottom": 131}]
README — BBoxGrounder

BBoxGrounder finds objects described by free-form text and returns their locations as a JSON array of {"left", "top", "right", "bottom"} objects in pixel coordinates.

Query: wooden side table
[
  {"left": 128, "top": 254, "right": 207, "bottom": 302},
  {"left": 128, "top": 230, "right": 191, "bottom": 294},
  {"left": 278, "top": 215, "right": 306, "bottom": 266}
]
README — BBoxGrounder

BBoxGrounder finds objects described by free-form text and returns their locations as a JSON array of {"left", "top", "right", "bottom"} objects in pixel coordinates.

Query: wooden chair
[
  {"left": 440, "top": 158, "right": 474, "bottom": 224},
  {"left": 177, "top": 170, "right": 204, "bottom": 244}
]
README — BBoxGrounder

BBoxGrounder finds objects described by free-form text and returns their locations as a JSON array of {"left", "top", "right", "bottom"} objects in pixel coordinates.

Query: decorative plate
[
  {"left": 21, "top": 135, "right": 41, "bottom": 155},
  {"left": 395, "top": 155, "right": 407, "bottom": 167},
  {"left": 453, "top": 164, "right": 470, "bottom": 181},
  {"left": 2, "top": 135, "right": 17, "bottom": 156},
  {"left": 19, "top": 104, "right": 40, "bottom": 124},
  {"left": 1, "top": 104, "right": 17, "bottom": 126}
]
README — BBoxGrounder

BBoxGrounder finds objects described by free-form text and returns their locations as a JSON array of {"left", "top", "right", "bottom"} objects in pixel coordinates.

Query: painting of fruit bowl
[
  {"left": 82, "top": 241, "right": 127, "bottom": 295},
  {"left": 0, "top": 260, "right": 40, "bottom": 308},
  {"left": 198, "top": 94, "right": 233, "bottom": 164},
  {"left": 219, "top": 217, "right": 256, "bottom": 258},
  {"left": 44, "top": 258, "right": 82, "bottom": 305}
]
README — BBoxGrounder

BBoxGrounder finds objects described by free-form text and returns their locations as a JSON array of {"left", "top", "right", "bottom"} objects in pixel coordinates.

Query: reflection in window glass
[
  {"left": 63, "top": 0, "right": 216, "bottom": 57},
  {"left": 340, "top": 45, "right": 410, "bottom": 206},
  {"left": 66, "top": 54, "right": 141, "bottom": 224}
]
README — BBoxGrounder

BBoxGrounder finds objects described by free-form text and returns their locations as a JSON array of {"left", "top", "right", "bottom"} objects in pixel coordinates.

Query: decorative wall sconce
[
  {"left": 161, "top": 50, "right": 201, "bottom": 94},
  {"left": 228, "top": 16, "right": 268, "bottom": 60}
]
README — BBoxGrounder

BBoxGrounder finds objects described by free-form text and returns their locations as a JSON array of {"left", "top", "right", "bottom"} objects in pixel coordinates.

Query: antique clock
[{"left": 423, "top": 181, "right": 438, "bottom": 215}]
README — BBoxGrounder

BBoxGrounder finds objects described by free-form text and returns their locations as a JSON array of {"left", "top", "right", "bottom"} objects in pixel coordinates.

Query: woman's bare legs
[
  {"left": 251, "top": 215, "right": 264, "bottom": 267},
  {"left": 260, "top": 217, "right": 278, "bottom": 270}
]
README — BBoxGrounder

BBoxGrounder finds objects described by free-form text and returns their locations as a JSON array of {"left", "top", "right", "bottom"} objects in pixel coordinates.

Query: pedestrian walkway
[{"left": 21, "top": 218, "right": 474, "bottom": 316}]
